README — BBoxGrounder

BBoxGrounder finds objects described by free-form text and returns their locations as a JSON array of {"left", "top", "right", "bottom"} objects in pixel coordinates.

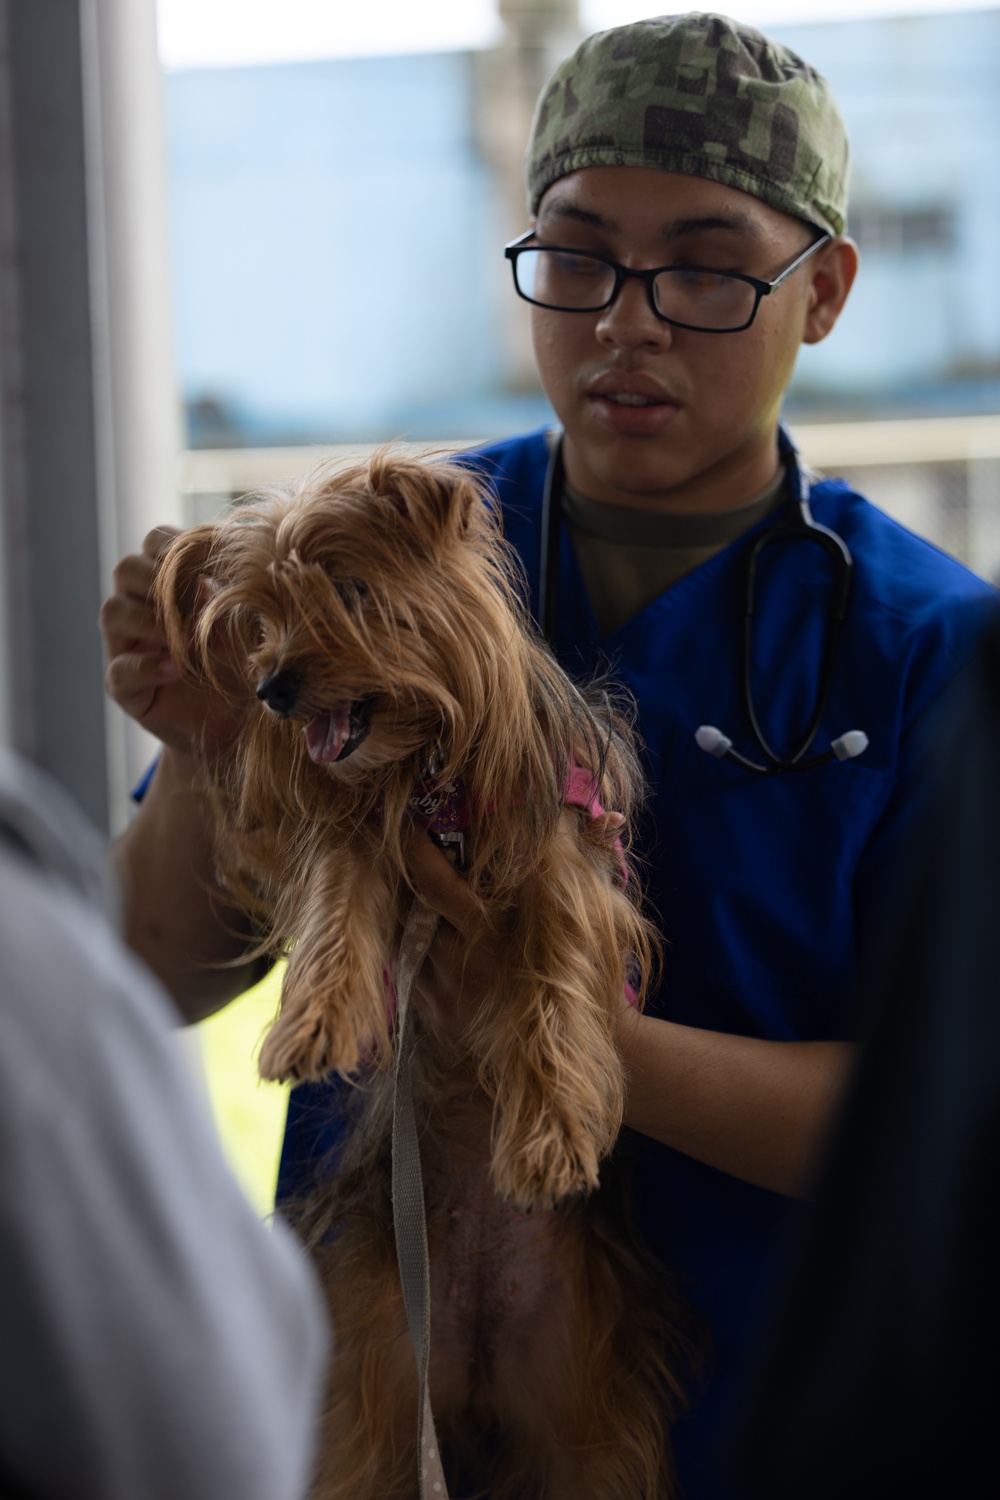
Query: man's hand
[
  {"left": 102, "top": 526, "right": 260, "bottom": 1017},
  {"left": 617, "top": 1006, "right": 857, "bottom": 1199},
  {"left": 404, "top": 828, "right": 502, "bottom": 1042},
  {"left": 100, "top": 526, "right": 247, "bottom": 759},
  {"left": 404, "top": 808, "right": 627, "bottom": 1042}
]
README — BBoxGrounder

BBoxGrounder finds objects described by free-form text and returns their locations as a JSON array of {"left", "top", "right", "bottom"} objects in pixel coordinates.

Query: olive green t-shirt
[{"left": 562, "top": 469, "right": 786, "bottom": 637}]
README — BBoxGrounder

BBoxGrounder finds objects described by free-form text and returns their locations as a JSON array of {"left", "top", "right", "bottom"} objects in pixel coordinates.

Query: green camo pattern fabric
[{"left": 526, "top": 12, "right": 849, "bottom": 235}]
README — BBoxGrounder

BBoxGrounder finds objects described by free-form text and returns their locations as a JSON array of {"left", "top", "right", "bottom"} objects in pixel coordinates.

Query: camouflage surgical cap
[{"left": 526, "top": 12, "right": 849, "bottom": 236}]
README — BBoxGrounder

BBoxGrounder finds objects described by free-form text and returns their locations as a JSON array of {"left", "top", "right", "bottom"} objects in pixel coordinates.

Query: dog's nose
[{"left": 256, "top": 668, "right": 302, "bottom": 717}]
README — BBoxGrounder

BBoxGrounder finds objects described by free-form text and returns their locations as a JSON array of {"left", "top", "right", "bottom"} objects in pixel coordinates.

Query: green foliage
[{"left": 196, "top": 964, "right": 290, "bottom": 1217}]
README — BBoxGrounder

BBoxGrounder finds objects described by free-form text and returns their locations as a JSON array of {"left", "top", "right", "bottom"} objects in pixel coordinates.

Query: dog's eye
[{"left": 333, "top": 579, "right": 366, "bottom": 609}]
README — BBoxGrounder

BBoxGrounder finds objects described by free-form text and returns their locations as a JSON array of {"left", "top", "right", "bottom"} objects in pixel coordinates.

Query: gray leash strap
[{"left": 392, "top": 895, "right": 450, "bottom": 1500}]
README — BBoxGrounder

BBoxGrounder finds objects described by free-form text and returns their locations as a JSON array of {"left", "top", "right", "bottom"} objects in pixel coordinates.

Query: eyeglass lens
[{"left": 514, "top": 248, "right": 758, "bottom": 331}]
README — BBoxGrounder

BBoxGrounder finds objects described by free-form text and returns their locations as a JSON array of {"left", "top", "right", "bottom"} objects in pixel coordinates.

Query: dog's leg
[
  {"left": 309, "top": 1222, "right": 422, "bottom": 1500},
  {"left": 481, "top": 821, "right": 628, "bottom": 1209},
  {"left": 260, "top": 846, "right": 395, "bottom": 1082},
  {"left": 488, "top": 1204, "right": 678, "bottom": 1500}
]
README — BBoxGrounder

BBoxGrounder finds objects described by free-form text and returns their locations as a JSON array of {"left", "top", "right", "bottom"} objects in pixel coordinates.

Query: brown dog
[{"left": 156, "top": 453, "right": 692, "bottom": 1499}]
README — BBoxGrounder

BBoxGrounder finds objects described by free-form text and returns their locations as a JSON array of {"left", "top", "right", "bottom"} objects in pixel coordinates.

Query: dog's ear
[
  {"left": 153, "top": 524, "right": 225, "bottom": 674},
  {"left": 368, "top": 452, "right": 487, "bottom": 543},
  {"left": 441, "top": 465, "right": 488, "bottom": 539}
]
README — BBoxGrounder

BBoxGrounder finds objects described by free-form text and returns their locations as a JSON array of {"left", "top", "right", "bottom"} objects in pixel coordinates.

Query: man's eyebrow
[
  {"left": 666, "top": 214, "right": 764, "bottom": 240},
  {"left": 541, "top": 205, "right": 613, "bottom": 229},
  {"left": 538, "top": 205, "right": 767, "bottom": 240}
]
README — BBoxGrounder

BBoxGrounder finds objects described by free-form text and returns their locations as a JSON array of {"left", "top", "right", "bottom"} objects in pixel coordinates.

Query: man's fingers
[
  {"left": 141, "top": 524, "right": 182, "bottom": 561},
  {"left": 109, "top": 526, "right": 181, "bottom": 604},
  {"left": 406, "top": 828, "right": 481, "bottom": 937},
  {"left": 99, "top": 593, "right": 167, "bottom": 655},
  {"left": 105, "top": 650, "right": 180, "bottom": 713},
  {"left": 591, "top": 810, "right": 626, "bottom": 844},
  {"left": 416, "top": 921, "right": 467, "bottom": 988},
  {"left": 111, "top": 549, "right": 159, "bottom": 600}
]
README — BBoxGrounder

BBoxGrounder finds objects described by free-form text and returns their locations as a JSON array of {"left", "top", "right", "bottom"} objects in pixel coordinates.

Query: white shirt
[{"left": 0, "top": 751, "right": 327, "bottom": 1500}]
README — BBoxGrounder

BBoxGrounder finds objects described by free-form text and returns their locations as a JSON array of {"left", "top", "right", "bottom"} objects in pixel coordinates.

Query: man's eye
[
  {"left": 672, "top": 268, "right": 731, "bottom": 291},
  {"left": 550, "top": 251, "right": 604, "bottom": 275}
]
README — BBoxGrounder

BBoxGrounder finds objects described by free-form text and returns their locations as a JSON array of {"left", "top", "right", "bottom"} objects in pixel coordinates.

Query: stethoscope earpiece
[
  {"left": 695, "top": 724, "right": 869, "bottom": 775},
  {"left": 695, "top": 725, "right": 733, "bottom": 759},
  {"left": 831, "top": 730, "right": 869, "bottom": 762}
]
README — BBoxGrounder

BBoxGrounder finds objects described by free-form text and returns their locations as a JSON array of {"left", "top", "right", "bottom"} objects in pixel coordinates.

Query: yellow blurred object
[{"left": 195, "top": 963, "right": 290, "bottom": 1217}]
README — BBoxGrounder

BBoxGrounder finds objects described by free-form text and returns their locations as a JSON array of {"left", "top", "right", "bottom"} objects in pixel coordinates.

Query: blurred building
[
  {"left": 167, "top": 2, "right": 579, "bottom": 448},
  {"left": 776, "top": 7, "right": 1000, "bottom": 422},
  {"left": 170, "top": 51, "right": 510, "bottom": 447},
  {"left": 165, "top": 6, "right": 1000, "bottom": 449}
]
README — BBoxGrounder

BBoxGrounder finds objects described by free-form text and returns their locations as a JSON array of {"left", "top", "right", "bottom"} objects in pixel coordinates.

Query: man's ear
[{"left": 802, "top": 237, "right": 859, "bottom": 345}]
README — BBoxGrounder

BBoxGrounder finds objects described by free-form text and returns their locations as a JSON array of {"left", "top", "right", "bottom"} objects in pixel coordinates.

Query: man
[
  {"left": 0, "top": 750, "right": 326, "bottom": 1499},
  {"left": 100, "top": 14, "right": 996, "bottom": 1496}
]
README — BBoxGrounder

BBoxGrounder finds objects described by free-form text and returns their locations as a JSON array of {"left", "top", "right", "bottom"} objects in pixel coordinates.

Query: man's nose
[
  {"left": 595, "top": 275, "right": 673, "bottom": 350},
  {"left": 256, "top": 667, "right": 302, "bottom": 716}
]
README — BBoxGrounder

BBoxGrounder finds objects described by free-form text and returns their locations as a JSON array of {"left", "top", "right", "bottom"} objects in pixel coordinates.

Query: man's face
[{"left": 529, "top": 166, "right": 828, "bottom": 512}]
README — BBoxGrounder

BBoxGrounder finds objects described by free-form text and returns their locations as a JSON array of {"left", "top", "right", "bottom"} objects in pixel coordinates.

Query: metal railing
[{"left": 180, "top": 414, "right": 1000, "bottom": 584}]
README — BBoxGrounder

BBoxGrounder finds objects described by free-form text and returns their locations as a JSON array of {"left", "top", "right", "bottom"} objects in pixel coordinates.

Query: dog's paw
[
  {"left": 258, "top": 1007, "right": 364, "bottom": 1083},
  {"left": 490, "top": 1117, "right": 603, "bottom": 1211}
]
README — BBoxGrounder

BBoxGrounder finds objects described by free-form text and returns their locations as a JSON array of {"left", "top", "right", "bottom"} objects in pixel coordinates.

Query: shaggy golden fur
[{"left": 155, "top": 452, "right": 693, "bottom": 1498}]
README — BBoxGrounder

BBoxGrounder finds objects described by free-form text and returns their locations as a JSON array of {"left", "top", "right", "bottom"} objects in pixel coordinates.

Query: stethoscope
[{"left": 538, "top": 425, "right": 869, "bottom": 776}]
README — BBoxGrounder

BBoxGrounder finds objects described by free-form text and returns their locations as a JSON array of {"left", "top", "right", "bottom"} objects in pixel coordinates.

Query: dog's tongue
[{"left": 305, "top": 707, "right": 352, "bottom": 764}]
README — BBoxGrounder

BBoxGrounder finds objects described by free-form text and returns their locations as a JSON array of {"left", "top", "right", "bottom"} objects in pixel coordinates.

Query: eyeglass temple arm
[{"left": 763, "top": 233, "right": 832, "bottom": 295}]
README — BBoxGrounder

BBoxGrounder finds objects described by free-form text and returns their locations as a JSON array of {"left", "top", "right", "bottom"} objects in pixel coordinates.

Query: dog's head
[{"left": 156, "top": 452, "right": 538, "bottom": 788}]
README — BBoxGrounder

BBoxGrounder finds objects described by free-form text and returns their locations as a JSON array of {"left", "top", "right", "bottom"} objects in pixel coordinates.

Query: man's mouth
[
  {"left": 603, "top": 392, "right": 665, "bottom": 407},
  {"left": 587, "top": 381, "right": 680, "bottom": 435},
  {"left": 305, "top": 698, "right": 373, "bottom": 764}
]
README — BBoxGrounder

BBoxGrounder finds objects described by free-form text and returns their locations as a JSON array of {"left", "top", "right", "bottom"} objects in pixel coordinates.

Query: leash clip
[{"left": 428, "top": 828, "right": 466, "bottom": 870}]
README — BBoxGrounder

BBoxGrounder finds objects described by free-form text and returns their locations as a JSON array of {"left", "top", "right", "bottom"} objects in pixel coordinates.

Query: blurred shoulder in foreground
[{"left": 0, "top": 750, "right": 327, "bottom": 1500}]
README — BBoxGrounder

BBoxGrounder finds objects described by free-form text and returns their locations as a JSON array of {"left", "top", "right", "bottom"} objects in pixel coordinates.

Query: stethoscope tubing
[
  {"left": 538, "top": 430, "right": 565, "bottom": 647},
  {"left": 538, "top": 424, "right": 866, "bottom": 776}
]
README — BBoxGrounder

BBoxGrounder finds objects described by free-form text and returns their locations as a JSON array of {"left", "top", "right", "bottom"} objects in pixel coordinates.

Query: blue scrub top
[{"left": 278, "top": 426, "right": 997, "bottom": 1496}]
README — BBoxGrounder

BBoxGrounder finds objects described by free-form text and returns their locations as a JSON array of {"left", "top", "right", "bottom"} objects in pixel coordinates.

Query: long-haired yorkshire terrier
[{"left": 155, "top": 453, "right": 692, "bottom": 1500}]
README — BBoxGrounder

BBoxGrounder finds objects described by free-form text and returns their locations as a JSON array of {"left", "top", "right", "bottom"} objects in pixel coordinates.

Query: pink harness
[
  {"left": 407, "top": 764, "right": 624, "bottom": 869},
  {"left": 404, "top": 764, "right": 636, "bottom": 1007}
]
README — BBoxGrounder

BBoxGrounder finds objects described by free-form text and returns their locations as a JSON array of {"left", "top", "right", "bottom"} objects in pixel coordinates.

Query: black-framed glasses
[{"left": 503, "top": 229, "right": 831, "bottom": 334}]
